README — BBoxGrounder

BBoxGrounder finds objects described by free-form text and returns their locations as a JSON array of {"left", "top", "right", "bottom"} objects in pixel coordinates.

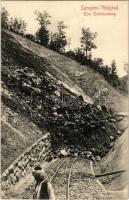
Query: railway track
[
  {"left": 69, "top": 159, "right": 107, "bottom": 200},
  {"left": 45, "top": 157, "right": 109, "bottom": 200},
  {"left": 3, "top": 157, "right": 116, "bottom": 199},
  {"left": 45, "top": 157, "right": 77, "bottom": 200}
]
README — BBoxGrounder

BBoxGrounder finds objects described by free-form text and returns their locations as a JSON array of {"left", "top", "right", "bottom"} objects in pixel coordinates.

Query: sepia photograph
[{"left": 1, "top": 1, "right": 128, "bottom": 199}]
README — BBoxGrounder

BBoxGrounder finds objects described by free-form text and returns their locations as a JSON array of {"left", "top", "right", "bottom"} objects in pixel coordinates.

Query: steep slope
[
  {"left": 1, "top": 29, "right": 128, "bottom": 198},
  {"left": 2, "top": 29, "right": 124, "bottom": 160},
  {"left": 1, "top": 102, "right": 43, "bottom": 173},
  {"left": 94, "top": 129, "right": 128, "bottom": 191},
  {"left": 5, "top": 29, "right": 128, "bottom": 113},
  {"left": 120, "top": 75, "right": 128, "bottom": 94},
  {"left": 2, "top": 30, "right": 92, "bottom": 104}
]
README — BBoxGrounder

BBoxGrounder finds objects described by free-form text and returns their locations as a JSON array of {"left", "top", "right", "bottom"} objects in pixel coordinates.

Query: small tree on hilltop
[
  {"left": 26, "top": 33, "right": 36, "bottom": 42},
  {"left": 35, "top": 10, "right": 51, "bottom": 47},
  {"left": 124, "top": 63, "right": 128, "bottom": 74},
  {"left": 49, "top": 32, "right": 58, "bottom": 51},
  {"left": 1, "top": 7, "right": 9, "bottom": 29},
  {"left": 74, "top": 48, "right": 85, "bottom": 63},
  {"left": 110, "top": 60, "right": 120, "bottom": 87},
  {"left": 49, "top": 21, "right": 67, "bottom": 53},
  {"left": 9, "top": 17, "right": 27, "bottom": 35},
  {"left": 57, "top": 21, "right": 67, "bottom": 52},
  {"left": 81, "top": 28, "right": 97, "bottom": 60},
  {"left": 111, "top": 60, "right": 117, "bottom": 76}
]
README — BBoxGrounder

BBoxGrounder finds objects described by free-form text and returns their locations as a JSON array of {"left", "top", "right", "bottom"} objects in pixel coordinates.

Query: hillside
[
  {"left": 1, "top": 29, "right": 128, "bottom": 199},
  {"left": 1, "top": 30, "right": 93, "bottom": 173},
  {"left": 1, "top": 102, "right": 43, "bottom": 172},
  {"left": 120, "top": 75, "right": 128, "bottom": 94},
  {"left": 94, "top": 129, "right": 128, "bottom": 191},
  {"left": 4, "top": 29, "right": 128, "bottom": 113}
]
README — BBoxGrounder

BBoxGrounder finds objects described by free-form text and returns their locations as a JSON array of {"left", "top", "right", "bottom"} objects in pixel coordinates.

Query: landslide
[
  {"left": 1, "top": 29, "right": 124, "bottom": 164},
  {"left": 5, "top": 29, "right": 128, "bottom": 113}
]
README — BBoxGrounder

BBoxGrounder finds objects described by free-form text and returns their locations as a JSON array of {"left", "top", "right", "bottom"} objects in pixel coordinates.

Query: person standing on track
[{"left": 32, "top": 165, "right": 55, "bottom": 200}]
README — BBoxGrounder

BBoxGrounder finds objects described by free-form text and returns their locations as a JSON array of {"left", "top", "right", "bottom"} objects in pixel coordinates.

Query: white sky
[{"left": 2, "top": 1, "right": 128, "bottom": 77}]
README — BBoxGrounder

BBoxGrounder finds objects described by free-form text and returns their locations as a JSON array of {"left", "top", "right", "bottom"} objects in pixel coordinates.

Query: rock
[
  {"left": 95, "top": 155, "right": 101, "bottom": 162},
  {"left": 46, "top": 156, "right": 52, "bottom": 162},
  {"left": 117, "top": 130, "right": 121, "bottom": 135},
  {"left": 54, "top": 90, "right": 60, "bottom": 97},
  {"left": 110, "top": 142, "right": 114, "bottom": 147},
  {"left": 58, "top": 114, "right": 63, "bottom": 118},
  {"left": 91, "top": 148, "right": 95, "bottom": 153},
  {"left": 110, "top": 136, "right": 114, "bottom": 140},
  {"left": 2, "top": 173, "right": 7, "bottom": 181},
  {"left": 53, "top": 112, "right": 58, "bottom": 116},
  {"left": 0, "top": 190, "right": 5, "bottom": 198},
  {"left": 110, "top": 119, "right": 116, "bottom": 123},
  {"left": 60, "top": 149, "right": 68, "bottom": 157},
  {"left": 86, "top": 151, "right": 92, "bottom": 158},
  {"left": 8, "top": 166, "right": 14, "bottom": 173},
  {"left": 77, "top": 95, "right": 83, "bottom": 101},
  {"left": 73, "top": 153, "right": 78, "bottom": 157},
  {"left": 101, "top": 105, "right": 108, "bottom": 112},
  {"left": 52, "top": 107, "right": 57, "bottom": 111},
  {"left": 96, "top": 105, "right": 101, "bottom": 110}
]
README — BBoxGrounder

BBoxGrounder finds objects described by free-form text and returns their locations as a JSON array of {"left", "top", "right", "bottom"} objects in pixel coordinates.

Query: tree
[
  {"left": 49, "top": 32, "right": 59, "bottom": 51},
  {"left": 124, "top": 63, "right": 128, "bottom": 74},
  {"left": 103, "top": 65, "right": 111, "bottom": 80},
  {"left": 9, "top": 17, "right": 27, "bottom": 35},
  {"left": 67, "top": 37, "right": 71, "bottom": 50},
  {"left": 36, "top": 27, "right": 50, "bottom": 46},
  {"left": 92, "top": 58, "right": 104, "bottom": 71},
  {"left": 81, "top": 28, "right": 97, "bottom": 60},
  {"left": 26, "top": 33, "right": 36, "bottom": 42},
  {"left": 111, "top": 60, "right": 117, "bottom": 76},
  {"left": 35, "top": 10, "right": 51, "bottom": 47},
  {"left": 49, "top": 21, "right": 67, "bottom": 53},
  {"left": 1, "top": 7, "right": 9, "bottom": 29},
  {"left": 110, "top": 60, "right": 120, "bottom": 87},
  {"left": 119, "top": 63, "right": 128, "bottom": 94},
  {"left": 74, "top": 48, "right": 85, "bottom": 63},
  {"left": 57, "top": 21, "right": 67, "bottom": 52}
]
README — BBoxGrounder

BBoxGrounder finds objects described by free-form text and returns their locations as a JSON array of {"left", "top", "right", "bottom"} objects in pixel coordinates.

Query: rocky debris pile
[
  {"left": 2, "top": 41, "right": 122, "bottom": 158},
  {"left": 58, "top": 149, "right": 98, "bottom": 162}
]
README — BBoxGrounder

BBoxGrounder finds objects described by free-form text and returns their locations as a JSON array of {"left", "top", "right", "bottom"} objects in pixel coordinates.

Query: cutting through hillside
[{"left": 1, "top": 4, "right": 128, "bottom": 199}]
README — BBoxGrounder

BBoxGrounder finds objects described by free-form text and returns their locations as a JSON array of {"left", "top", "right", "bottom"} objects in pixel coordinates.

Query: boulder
[
  {"left": 110, "top": 136, "right": 114, "bottom": 141},
  {"left": 54, "top": 90, "right": 60, "bottom": 97},
  {"left": 53, "top": 112, "right": 58, "bottom": 117},
  {"left": 110, "top": 119, "right": 116, "bottom": 123},
  {"left": 60, "top": 149, "right": 68, "bottom": 157},
  {"left": 110, "top": 142, "right": 114, "bottom": 147},
  {"left": 95, "top": 155, "right": 101, "bottom": 162}
]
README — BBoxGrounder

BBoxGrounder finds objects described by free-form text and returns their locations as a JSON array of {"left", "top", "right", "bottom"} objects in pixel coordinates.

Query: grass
[{"left": 1, "top": 103, "right": 43, "bottom": 172}]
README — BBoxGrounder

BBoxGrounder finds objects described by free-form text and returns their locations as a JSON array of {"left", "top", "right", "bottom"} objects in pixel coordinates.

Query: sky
[{"left": 2, "top": 1, "right": 128, "bottom": 77}]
